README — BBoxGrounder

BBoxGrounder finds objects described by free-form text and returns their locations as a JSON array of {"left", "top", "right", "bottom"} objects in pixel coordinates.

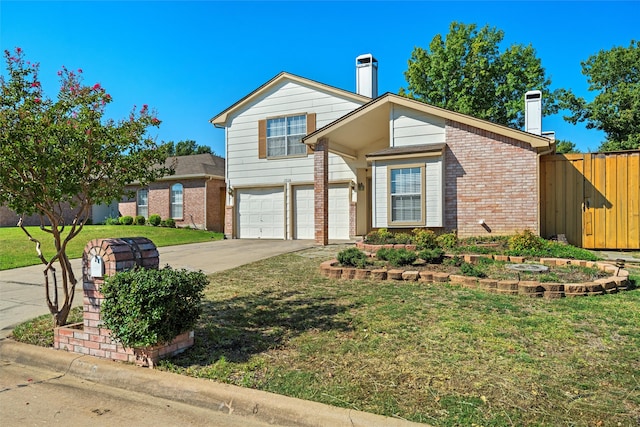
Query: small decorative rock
[
  {"left": 564, "top": 283, "right": 588, "bottom": 297},
  {"left": 354, "top": 269, "right": 371, "bottom": 280},
  {"left": 449, "top": 275, "right": 466, "bottom": 285},
  {"left": 418, "top": 271, "right": 433, "bottom": 282},
  {"left": 431, "top": 272, "right": 450, "bottom": 283},
  {"left": 518, "top": 280, "right": 544, "bottom": 297},
  {"left": 479, "top": 279, "right": 498, "bottom": 293},
  {"left": 387, "top": 269, "right": 404, "bottom": 280},
  {"left": 497, "top": 280, "right": 519, "bottom": 295},
  {"left": 371, "top": 269, "right": 387, "bottom": 280}
]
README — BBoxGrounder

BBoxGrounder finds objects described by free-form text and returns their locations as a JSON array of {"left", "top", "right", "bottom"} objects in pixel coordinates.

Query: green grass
[
  {"left": 13, "top": 247, "right": 640, "bottom": 425},
  {"left": 0, "top": 225, "right": 223, "bottom": 270}
]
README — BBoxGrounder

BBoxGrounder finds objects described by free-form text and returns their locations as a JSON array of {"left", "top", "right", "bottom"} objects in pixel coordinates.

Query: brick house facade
[{"left": 119, "top": 154, "right": 225, "bottom": 232}]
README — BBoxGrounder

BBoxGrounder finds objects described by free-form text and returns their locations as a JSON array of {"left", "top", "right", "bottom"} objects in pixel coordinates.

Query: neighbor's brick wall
[
  {"left": 119, "top": 179, "right": 225, "bottom": 231},
  {"left": 205, "top": 179, "right": 225, "bottom": 233},
  {"left": 445, "top": 121, "right": 539, "bottom": 237},
  {"left": 224, "top": 205, "right": 234, "bottom": 239}
]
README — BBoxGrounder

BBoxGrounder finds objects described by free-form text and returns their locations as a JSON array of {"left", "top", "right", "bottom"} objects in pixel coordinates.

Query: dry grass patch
[{"left": 157, "top": 248, "right": 639, "bottom": 426}]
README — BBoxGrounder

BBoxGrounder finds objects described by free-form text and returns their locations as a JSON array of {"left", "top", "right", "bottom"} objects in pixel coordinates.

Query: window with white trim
[
  {"left": 170, "top": 183, "right": 183, "bottom": 219},
  {"left": 137, "top": 189, "right": 148, "bottom": 218},
  {"left": 267, "top": 114, "right": 307, "bottom": 157},
  {"left": 389, "top": 166, "right": 423, "bottom": 224}
]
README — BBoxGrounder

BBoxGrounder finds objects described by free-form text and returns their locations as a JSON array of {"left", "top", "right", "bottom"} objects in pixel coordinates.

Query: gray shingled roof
[{"left": 164, "top": 153, "right": 225, "bottom": 179}]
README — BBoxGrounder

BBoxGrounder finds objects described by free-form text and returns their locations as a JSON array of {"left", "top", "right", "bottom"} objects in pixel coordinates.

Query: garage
[
  {"left": 293, "top": 184, "right": 350, "bottom": 239},
  {"left": 236, "top": 188, "right": 284, "bottom": 239}
]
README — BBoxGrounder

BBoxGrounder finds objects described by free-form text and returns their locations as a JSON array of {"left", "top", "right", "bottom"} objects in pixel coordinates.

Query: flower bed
[{"left": 320, "top": 254, "right": 631, "bottom": 299}]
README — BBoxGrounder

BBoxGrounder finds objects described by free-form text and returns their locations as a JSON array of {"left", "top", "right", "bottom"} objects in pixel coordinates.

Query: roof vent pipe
[
  {"left": 356, "top": 54, "right": 378, "bottom": 98},
  {"left": 525, "top": 90, "right": 542, "bottom": 135}
]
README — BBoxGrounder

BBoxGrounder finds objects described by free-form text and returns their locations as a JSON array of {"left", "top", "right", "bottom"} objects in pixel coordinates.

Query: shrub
[
  {"left": 105, "top": 216, "right": 120, "bottom": 226},
  {"left": 337, "top": 247, "right": 370, "bottom": 269},
  {"left": 135, "top": 215, "right": 146, "bottom": 225},
  {"left": 436, "top": 232, "right": 458, "bottom": 249},
  {"left": 460, "top": 262, "right": 487, "bottom": 278},
  {"left": 394, "top": 232, "right": 413, "bottom": 244},
  {"left": 418, "top": 248, "right": 445, "bottom": 264},
  {"left": 101, "top": 266, "right": 209, "bottom": 348},
  {"left": 365, "top": 228, "right": 394, "bottom": 245},
  {"left": 412, "top": 228, "right": 438, "bottom": 250},
  {"left": 508, "top": 229, "right": 545, "bottom": 252},
  {"left": 376, "top": 248, "right": 417, "bottom": 267},
  {"left": 149, "top": 214, "right": 161, "bottom": 226},
  {"left": 119, "top": 215, "right": 134, "bottom": 225},
  {"left": 163, "top": 218, "right": 176, "bottom": 228}
]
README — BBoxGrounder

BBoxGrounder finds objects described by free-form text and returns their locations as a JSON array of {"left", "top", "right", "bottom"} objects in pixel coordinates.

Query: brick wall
[
  {"left": 444, "top": 121, "right": 539, "bottom": 237},
  {"left": 119, "top": 178, "right": 225, "bottom": 231}
]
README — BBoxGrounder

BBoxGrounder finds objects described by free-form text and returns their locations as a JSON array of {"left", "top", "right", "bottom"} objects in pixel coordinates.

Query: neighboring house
[
  {"left": 119, "top": 153, "right": 226, "bottom": 232},
  {"left": 211, "top": 54, "right": 555, "bottom": 244},
  {"left": 0, "top": 201, "right": 118, "bottom": 227}
]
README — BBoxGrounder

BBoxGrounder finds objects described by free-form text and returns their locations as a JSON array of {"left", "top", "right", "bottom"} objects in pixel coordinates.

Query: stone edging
[{"left": 320, "top": 256, "right": 631, "bottom": 299}]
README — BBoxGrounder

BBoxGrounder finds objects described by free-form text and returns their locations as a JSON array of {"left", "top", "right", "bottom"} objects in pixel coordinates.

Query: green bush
[
  {"left": 149, "top": 214, "right": 161, "bottom": 226},
  {"left": 508, "top": 229, "right": 545, "bottom": 252},
  {"left": 460, "top": 262, "right": 487, "bottom": 278},
  {"left": 337, "top": 247, "right": 370, "bottom": 269},
  {"left": 365, "top": 228, "right": 394, "bottom": 245},
  {"left": 119, "top": 215, "right": 134, "bottom": 225},
  {"left": 418, "top": 248, "right": 445, "bottom": 264},
  {"left": 105, "top": 216, "right": 120, "bottom": 226},
  {"left": 135, "top": 215, "right": 146, "bottom": 226},
  {"left": 394, "top": 232, "right": 413, "bottom": 244},
  {"left": 376, "top": 248, "right": 417, "bottom": 267},
  {"left": 436, "top": 232, "right": 458, "bottom": 249},
  {"left": 412, "top": 228, "right": 438, "bottom": 250},
  {"left": 101, "top": 266, "right": 209, "bottom": 348},
  {"left": 164, "top": 218, "right": 176, "bottom": 228}
]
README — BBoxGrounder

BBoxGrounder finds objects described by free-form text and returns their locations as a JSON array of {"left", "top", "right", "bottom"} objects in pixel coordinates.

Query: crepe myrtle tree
[{"left": 0, "top": 48, "right": 174, "bottom": 326}]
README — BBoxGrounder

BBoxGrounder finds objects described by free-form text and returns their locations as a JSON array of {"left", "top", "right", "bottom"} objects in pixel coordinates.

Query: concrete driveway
[{"left": 0, "top": 239, "right": 316, "bottom": 339}]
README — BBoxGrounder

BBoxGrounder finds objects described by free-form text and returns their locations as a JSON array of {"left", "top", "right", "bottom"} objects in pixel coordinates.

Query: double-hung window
[
  {"left": 137, "top": 189, "right": 148, "bottom": 218},
  {"left": 389, "top": 166, "right": 423, "bottom": 224},
  {"left": 170, "top": 183, "right": 183, "bottom": 219},
  {"left": 266, "top": 114, "right": 307, "bottom": 158}
]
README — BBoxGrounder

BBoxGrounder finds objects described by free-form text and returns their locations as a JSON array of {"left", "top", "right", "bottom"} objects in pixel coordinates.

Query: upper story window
[
  {"left": 266, "top": 114, "right": 307, "bottom": 158},
  {"left": 137, "top": 189, "right": 148, "bottom": 218},
  {"left": 170, "top": 183, "right": 183, "bottom": 219}
]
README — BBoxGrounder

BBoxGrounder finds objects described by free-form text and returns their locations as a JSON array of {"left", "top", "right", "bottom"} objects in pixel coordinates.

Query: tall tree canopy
[
  {"left": 163, "top": 139, "right": 214, "bottom": 156},
  {"left": 400, "top": 22, "right": 561, "bottom": 129},
  {"left": 561, "top": 40, "right": 640, "bottom": 152},
  {"left": 0, "top": 48, "right": 173, "bottom": 326}
]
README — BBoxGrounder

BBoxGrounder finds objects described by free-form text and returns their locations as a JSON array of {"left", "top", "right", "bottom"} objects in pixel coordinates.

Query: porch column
[{"left": 314, "top": 137, "right": 329, "bottom": 246}]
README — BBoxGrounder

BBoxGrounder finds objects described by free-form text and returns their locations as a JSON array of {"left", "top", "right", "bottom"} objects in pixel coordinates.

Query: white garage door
[
  {"left": 293, "top": 185, "right": 350, "bottom": 240},
  {"left": 236, "top": 188, "right": 284, "bottom": 239}
]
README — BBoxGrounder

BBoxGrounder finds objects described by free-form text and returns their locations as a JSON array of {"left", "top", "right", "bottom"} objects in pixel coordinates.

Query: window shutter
[
  {"left": 306, "top": 113, "right": 316, "bottom": 155},
  {"left": 258, "top": 119, "right": 267, "bottom": 159}
]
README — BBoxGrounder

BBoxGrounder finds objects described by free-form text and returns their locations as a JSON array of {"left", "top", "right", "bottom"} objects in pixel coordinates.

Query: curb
[{"left": 0, "top": 339, "right": 425, "bottom": 427}]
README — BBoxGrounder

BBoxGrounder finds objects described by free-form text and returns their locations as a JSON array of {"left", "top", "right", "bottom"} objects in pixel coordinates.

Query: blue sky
[{"left": 1, "top": 1, "right": 638, "bottom": 155}]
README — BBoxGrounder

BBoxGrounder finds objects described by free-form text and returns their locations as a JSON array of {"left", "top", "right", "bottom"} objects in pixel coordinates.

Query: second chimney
[{"left": 356, "top": 54, "right": 378, "bottom": 98}]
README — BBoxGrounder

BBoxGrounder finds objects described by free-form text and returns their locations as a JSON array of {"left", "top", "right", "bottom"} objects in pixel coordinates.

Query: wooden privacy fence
[{"left": 540, "top": 151, "right": 640, "bottom": 250}]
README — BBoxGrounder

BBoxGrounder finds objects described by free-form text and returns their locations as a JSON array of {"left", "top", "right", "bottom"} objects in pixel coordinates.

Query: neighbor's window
[
  {"left": 137, "top": 189, "right": 148, "bottom": 218},
  {"left": 389, "top": 166, "right": 423, "bottom": 224},
  {"left": 267, "top": 114, "right": 307, "bottom": 157},
  {"left": 170, "top": 183, "right": 183, "bottom": 219}
]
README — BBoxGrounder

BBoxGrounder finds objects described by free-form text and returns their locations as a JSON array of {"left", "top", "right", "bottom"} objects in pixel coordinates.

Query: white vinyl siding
[
  {"left": 373, "top": 157, "right": 443, "bottom": 228},
  {"left": 226, "top": 81, "right": 363, "bottom": 188},
  {"left": 391, "top": 105, "right": 445, "bottom": 147}
]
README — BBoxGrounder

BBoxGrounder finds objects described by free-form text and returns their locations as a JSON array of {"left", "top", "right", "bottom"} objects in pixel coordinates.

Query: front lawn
[
  {"left": 12, "top": 245, "right": 640, "bottom": 425},
  {"left": 0, "top": 225, "right": 223, "bottom": 270},
  {"left": 157, "top": 249, "right": 639, "bottom": 426}
]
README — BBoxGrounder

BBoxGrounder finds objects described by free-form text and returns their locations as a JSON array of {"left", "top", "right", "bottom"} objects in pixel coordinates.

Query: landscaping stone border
[{"left": 320, "top": 254, "right": 632, "bottom": 299}]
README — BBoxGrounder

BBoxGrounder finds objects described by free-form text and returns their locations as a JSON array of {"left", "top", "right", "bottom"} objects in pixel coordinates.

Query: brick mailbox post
[{"left": 54, "top": 237, "right": 194, "bottom": 367}]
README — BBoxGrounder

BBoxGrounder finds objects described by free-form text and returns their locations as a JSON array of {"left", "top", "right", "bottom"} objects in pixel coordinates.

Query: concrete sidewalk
[
  {"left": 0, "top": 239, "right": 317, "bottom": 339},
  {"left": 0, "top": 339, "right": 423, "bottom": 426}
]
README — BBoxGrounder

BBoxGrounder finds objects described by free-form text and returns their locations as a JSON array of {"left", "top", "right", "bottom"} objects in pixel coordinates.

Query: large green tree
[
  {"left": 163, "top": 139, "right": 214, "bottom": 156},
  {"left": 555, "top": 139, "right": 580, "bottom": 154},
  {"left": 0, "top": 48, "right": 173, "bottom": 326},
  {"left": 400, "top": 22, "right": 561, "bottom": 129},
  {"left": 561, "top": 40, "right": 640, "bottom": 152}
]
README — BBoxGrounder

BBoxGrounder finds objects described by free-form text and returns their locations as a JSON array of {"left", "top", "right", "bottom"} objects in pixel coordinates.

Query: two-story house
[{"left": 211, "top": 55, "right": 555, "bottom": 245}]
